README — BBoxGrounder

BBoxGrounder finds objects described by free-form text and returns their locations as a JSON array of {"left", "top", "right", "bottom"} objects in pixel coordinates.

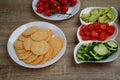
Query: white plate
[
  {"left": 32, "top": 0, "right": 80, "bottom": 20},
  {"left": 74, "top": 40, "right": 119, "bottom": 64},
  {"left": 7, "top": 21, "right": 67, "bottom": 68},
  {"left": 77, "top": 23, "right": 118, "bottom": 42},
  {"left": 79, "top": 7, "right": 118, "bottom": 24}
]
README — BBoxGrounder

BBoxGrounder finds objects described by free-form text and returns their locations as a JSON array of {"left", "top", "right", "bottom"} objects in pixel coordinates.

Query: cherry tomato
[
  {"left": 70, "top": 0, "right": 77, "bottom": 6},
  {"left": 44, "top": 9, "right": 51, "bottom": 16},
  {"left": 79, "top": 30, "right": 85, "bottom": 36},
  {"left": 93, "top": 22, "right": 100, "bottom": 30},
  {"left": 52, "top": 3, "right": 57, "bottom": 7},
  {"left": 82, "top": 36, "right": 90, "bottom": 40},
  {"left": 37, "top": 6, "right": 44, "bottom": 13},
  {"left": 106, "top": 25, "right": 115, "bottom": 35},
  {"left": 62, "top": 6, "right": 68, "bottom": 13},
  {"left": 91, "top": 30, "right": 99, "bottom": 38},
  {"left": 55, "top": 6, "right": 61, "bottom": 12},
  {"left": 99, "top": 32, "right": 109, "bottom": 41},
  {"left": 36, "top": 1, "right": 43, "bottom": 7},
  {"left": 49, "top": 0, "right": 55, "bottom": 4},
  {"left": 86, "top": 24, "right": 94, "bottom": 31},
  {"left": 61, "top": 0, "right": 68, "bottom": 6},
  {"left": 80, "top": 24, "right": 87, "bottom": 31},
  {"left": 43, "top": 4, "right": 49, "bottom": 9},
  {"left": 100, "top": 23, "right": 107, "bottom": 30},
  {"left": 84, "top": 31, "right": 90, "bottom": 36},
  {"left": 96, "top": 29, "right": 102, "bottom": 34},
  {"left": 41, "top": 0, "right": 48, "bottom": 3}
]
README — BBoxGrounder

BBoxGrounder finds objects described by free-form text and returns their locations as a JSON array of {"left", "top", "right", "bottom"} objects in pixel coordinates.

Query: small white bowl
[
  {"left": 77, "top": 23, "right": 118, "bottom": 42},
  {"left": 79, "top": 7, "right": 118, "bottom": 24},
  {"left": 73, "top": 40, "right": 119, "bottom": 64}
]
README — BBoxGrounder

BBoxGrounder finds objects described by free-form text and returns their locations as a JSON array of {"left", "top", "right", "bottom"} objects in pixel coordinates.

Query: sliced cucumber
[
  {"left": 93, "top": 44, "right": 108, "bottom": 56},
  {"left": 106, "top": 41, "right": 118, "bottom": 48}
]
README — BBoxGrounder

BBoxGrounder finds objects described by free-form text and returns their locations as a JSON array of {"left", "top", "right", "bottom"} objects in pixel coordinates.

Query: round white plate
[
  {"left": 7, "top": 21, "right": 67, "bottom": 68},
  {"left": 77, "top": 23, "right": 118, "bottom": 42},
  {"left": 79, "top": 7, "right": 118, "bottom": 24},
  {"left": 74, "top": 40, "right": 119, "bottom": 64},
  {"left": 32, "top": 0, "right": 80, "bottom": 20}
]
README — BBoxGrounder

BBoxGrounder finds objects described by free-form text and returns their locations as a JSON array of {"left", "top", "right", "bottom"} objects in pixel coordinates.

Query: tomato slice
[
  {"left": 99, "top": 32, "right": 109, "bottom": 41},
  {"left": 106, "top": 25, "right": 115, "bottom": 35},
  {"left": 91, "top": 30, "right": 99, "bottom": 38}
]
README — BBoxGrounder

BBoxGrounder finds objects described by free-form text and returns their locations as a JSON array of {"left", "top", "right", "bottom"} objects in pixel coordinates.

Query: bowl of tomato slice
[{"left": 77, "top": 22, "right": 118, "bottom": 42}]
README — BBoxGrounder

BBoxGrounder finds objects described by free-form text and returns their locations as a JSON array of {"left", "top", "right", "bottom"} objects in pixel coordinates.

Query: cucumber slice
[
  {"left": 106, "top": 41, "right": 118, "bottom": 48},
  {"left": 93, "top": 44, "right": 108, "bottom": 56},
  {"left": 89, "top": 51, "right": 103, "bottom": 60}
]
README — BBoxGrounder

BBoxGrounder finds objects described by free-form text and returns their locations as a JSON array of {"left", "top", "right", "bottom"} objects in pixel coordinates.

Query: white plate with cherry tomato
[
  {"left": 77, "top": 22, "right": 118, "bottom": 42},
  {"left": 32, "top": 0, "right": 80, "bottom": 20}
]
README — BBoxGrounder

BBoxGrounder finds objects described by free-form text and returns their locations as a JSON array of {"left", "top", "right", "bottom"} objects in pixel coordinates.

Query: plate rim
[
  {"left": 32, "top": 0, "right": 81, "bottom": 20},
  {"left": 7, "top": 21, "right": 67, "bottom": 68}
]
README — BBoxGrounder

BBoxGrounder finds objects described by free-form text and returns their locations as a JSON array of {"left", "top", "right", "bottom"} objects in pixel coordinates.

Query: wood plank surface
[{"left": 0, "top": 0, "right": 120, "bottom": 80}]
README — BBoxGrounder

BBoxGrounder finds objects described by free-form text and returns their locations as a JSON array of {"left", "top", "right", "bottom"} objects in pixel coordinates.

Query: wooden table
[{"left": 0, "top": 0, "right": 120, "bottom": 80}]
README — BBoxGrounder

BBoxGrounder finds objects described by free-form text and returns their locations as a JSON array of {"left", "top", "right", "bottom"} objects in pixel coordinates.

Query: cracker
[
  {"left": 17, "top": 51, "right": 32, "bottom": 60},
  {"left": 23, "top": 38, "right": 32, "bottom": 50},
  {"left": 31, "top": 55, "right": 43, "bottom": 65},
  {"left": 31, "top": 28, "right": 48, "bottom": 41},
  {"left": 31, "top": 41, "right": 49, "bottom": 55},
  {"left": 16, "top": 49, "right": 26, "bottom": 54},
  {"left": 22, "top": 26, "right": 39, "bottom": 36},
  {"left": 18, "top": 34, "right": 26, "bottom": 41},
  {"left": 23, "top": 54, "right": 38, "bottom": 63},
  {"left": 14, "top": 39, "right": 23, "bottom": 49}
]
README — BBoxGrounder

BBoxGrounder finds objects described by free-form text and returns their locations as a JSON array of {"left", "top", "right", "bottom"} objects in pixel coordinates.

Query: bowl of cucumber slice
[
  {"left": 74, "top": 40, "right": 119, "bottom": 64},
  {"left": 79, "top": 7, "right": 118, "bottom": 24}
]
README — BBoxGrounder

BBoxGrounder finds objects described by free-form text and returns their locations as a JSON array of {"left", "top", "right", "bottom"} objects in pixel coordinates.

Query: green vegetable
[
  {"left": 81, "top": 7, "right": 115, "bottom": 23},
  {"left": 76, "top": 40, "right": 118, "bottom": 61}
]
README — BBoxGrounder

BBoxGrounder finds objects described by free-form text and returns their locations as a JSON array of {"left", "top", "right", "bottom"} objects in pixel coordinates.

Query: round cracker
[
  {"left": 31, "top": 28, "right": 48, "bottom": 41},
  {"left": 22, "top": 26, "right": 39, "bottom": 36},
  {"left": 14, "top": 39, "right": 23, "bottom": 49},
  {"left": 31, "top": 41, "right": 49, "bottom": 55},
  {"left": 16, "top": 49, "right": 26, "bottom": 54},
  {"left": 48, "top": 36, "right": 64, "bottom": 58},
  {"left": 23, "top": 54, "right": 38, "bottom": 63},
  {"left": 17, "top": 51, "right": 32, "bottom": 60},
  {"left": 23, "top": 38, "right": 32, "bottom": 50},
  {"left": 18, "top": 34, "right": 26, "bottom": 41},
  {"left": 31, "top": 55, "right": 43, "bottom": 65},
  {"left": 45, "top": 29, "right": 53, "bottom": 41}
]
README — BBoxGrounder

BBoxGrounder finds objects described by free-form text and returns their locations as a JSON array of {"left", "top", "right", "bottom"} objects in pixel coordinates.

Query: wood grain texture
[{"left": 0, "top": 0, "right": 120, "bottom": 80}]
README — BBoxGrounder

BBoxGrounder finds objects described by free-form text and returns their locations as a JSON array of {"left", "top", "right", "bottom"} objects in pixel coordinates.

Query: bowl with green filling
[
  {"left": 79, "top": 7, "right": 118, "bottom": 24},
  {"left": 73, "top": 40, "right": 119, "bottom": 64}
]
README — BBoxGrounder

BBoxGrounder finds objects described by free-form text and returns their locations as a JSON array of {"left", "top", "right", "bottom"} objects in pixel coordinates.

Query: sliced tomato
[
  {"left": 82, "top": 36, "right": 90, "bottom": 40},
  {"left": 85, "top": 24, "right": 94, "bottom": 31},
  {"left": 91, "top": 30, "right": 99, "bottom": 38},
  {"left": 99, "top": 32, "right": 109, "bottom": 41},
  {"left": 106, "top": 25, "right": 115, "bottom": 35},
  {"left": 79, "top": 30, "right": 85, "bottom": 36}
]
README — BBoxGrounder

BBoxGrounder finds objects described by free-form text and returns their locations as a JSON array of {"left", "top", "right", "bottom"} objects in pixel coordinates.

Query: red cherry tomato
[
  {"left": 44, "top": 9, "right": 51, "bottom": 16},
  {"left": 91, "top": 30, "right": 99, "bottom": 38},
  {"left": 84, "top": 31, "right": 90, "bottom": 36},
  {"left": 55, "top": 6, "right": 61, "bottom": 12},
  {"left": 61, "top": 0, "right": 68, "bottom": 6},
  {"left": 100, "top": 23, "right": 107, "bottom": 30},
  {"left": 99, "top": 32, "right": 109, "bottom": 41},
  {"left": 37, "top": 6, "right": 44, "bottom": 13},
  {"left": 41, "top": 0, "right": 48, "bottom": 3},
  {"left": 93, "top": 22, "right": 100, "bottom": 30},
  {"left": 62, "top": 6, "right": 68, "bottom": 13},
  {"left": 79, "top": 30, "right": 85, "bottom": 36},
  {"left": 70, "top": 0, "right": 77, "bottom": 6},
  {"left": 80, "top": 24, "right": 87, "bottom": 31},
  {"left": 36, "top": 1, "right": 43, "bottom": 7},
  {"left": 106, "top": 25, "right": 115, "bottom": 35},
  {"left": 43, "top": 4, "right": 49, "bottom": 9},
  {"left": 82, "top": 36, "right": 90, "bottom": 40},
  {"left": 86, "top": 24, "right": 94, "bottom": 31},
  {"left": 49, "top": 0, "right": 55, "bottom": 4}
]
